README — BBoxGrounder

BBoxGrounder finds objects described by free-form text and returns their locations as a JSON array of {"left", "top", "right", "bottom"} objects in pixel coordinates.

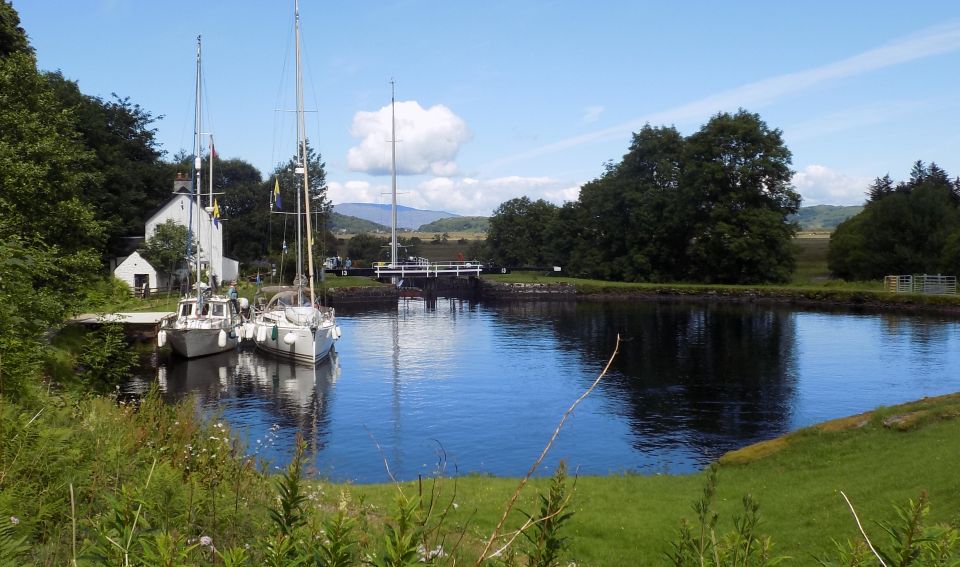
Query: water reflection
[
  {"left": 489, "top": 301, "right": 799, "bottom": 461},
  {"left": 128, "top": 299, "right": 960, "bottom": 482}
]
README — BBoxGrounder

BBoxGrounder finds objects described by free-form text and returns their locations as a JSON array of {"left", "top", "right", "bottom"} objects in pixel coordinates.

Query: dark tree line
[
  {"left": 828, "top": 160, "right": 960, "bottom": 280},
  {"left": 487, "top": 110, "right": 801, "bottom": 284}
]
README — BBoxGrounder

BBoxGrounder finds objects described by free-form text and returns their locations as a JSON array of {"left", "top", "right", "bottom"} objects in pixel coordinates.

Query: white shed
[{"left": 113, "top": 251, "right": 169, "bottom": 296}]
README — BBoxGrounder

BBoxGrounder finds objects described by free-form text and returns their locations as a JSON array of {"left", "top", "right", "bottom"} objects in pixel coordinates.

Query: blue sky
[{"left": 15, "top": 1, "right": 960, "bottom": 216}]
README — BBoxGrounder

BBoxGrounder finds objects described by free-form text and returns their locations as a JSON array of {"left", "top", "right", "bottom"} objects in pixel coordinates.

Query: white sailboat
[
  {"left": 252, "top": 2, "right": 341, "bottom": 365},
  {"left": 158, "top": 36, "right": 243, "bottom": 359}
]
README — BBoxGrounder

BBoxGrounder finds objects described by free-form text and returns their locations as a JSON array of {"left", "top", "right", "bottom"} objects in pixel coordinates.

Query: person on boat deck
[{"left": 228, "top": 281, "right": 239, "bottom": 313}]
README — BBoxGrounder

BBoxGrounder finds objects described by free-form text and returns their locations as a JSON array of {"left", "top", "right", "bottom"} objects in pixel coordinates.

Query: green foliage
[
  {"left": 44, "top": 73, "right": 171, "bottom": 259},
  {"left": 267, "top": 434, "right": 308, "bottom": 537},
  {"left": 76, "top": 322, "right": 138, "bottom": 392},
  {"left": 521, "top": 460, "right": 574, "bottom": 567},
  {"left": 0, "top": 517, "right": 30, "bottom": 566},
  {"left": 667, "top": 464, "right": 785, "bottom": 566},
  {"left": 487, "top": 111, "right": 799, "bottom": 283},
  {"left": 347, "top": 233, "right": 389, "bottom": 265},
  {"left": 829, "top": 161, "right": 960, "bottom": 280},
  {"left": 370, "top": 492, "right": 424, "bottom": 567},
  {"left": 312, "top": 507, "right": 357, "bottom": 567},
  {"left": 818, "top": 493, "right": 960, "bottom": 566},
  {"left": 418, "top": 216, "right": 490, "bottom": 233},
  {"left": 488, "top": 197, "right": 559, "bottom": 267},
  {"left": 141, "top": 219, "right": 194, "bottom": 277},
  {"left": 0, "top": 0, "right": 31, "bottom": 58}
]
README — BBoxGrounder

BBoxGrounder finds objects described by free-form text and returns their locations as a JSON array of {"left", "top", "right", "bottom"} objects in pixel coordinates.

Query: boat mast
[
  {"left": 390, "top": 79, "right": 398, "bottom": 267},
  {"left": 295, "top": 0, "right": 316, "bottom": 306},
  {"left": 193, "top": 35, "right": 203, "bottom": 304},
  {"left": 208, "top": 134, "right": 215, "bottom": 288}
]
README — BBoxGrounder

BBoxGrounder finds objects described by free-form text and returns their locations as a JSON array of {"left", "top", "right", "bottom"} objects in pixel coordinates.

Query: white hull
[
  {"left": 252, "top": 302, "right": 340, "bottom": 365},
  {"left": 159, "top": 295, "right": 244, "bottom": 359},
  {"left": 165, "top": 327, "right": 239, "bottom": 358}
]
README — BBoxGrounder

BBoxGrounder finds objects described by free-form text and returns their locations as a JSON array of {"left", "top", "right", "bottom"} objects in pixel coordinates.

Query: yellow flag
[
  {"left": 213, "top": 198, "right": 221, "bottom": 227},
  {"left": 273, "top": 178, "right": 282, "bottom": 209}
]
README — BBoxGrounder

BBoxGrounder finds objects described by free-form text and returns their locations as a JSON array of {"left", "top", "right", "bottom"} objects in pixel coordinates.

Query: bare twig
[
  {"left": 841, "top": 491, "right": 888, "bottom": 567},
  {"left": 474, "top": 334, "right": 621, "bottom": 565},
  {"left": 70, "top": 483, "right": 77, "bottom": 567},
  {"left": 365, "top": 425, "right": 398, "bottom": 485}
]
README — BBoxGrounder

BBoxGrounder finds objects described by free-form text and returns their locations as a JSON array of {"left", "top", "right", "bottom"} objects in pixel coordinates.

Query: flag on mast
[
  {"left": 273, "top": 178, "right": 282, "bottom": 210},
  {"left": 212, "top": 199, "right": 221, "bottom": 228}
]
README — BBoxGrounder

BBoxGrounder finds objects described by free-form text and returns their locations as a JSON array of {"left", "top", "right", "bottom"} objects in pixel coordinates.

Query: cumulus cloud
[
  {"left": 793, "top": 164, "right": 871, "bottom": 206},
  {"left": 346, "top": 100, "right": 472, "bottom": 177},
  {"left": 328, "top": 175, "right": 581, "bottom": 217}
]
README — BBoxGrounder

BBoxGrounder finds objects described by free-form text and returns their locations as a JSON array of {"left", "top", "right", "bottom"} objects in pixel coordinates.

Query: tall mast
[
  {"left": 193, "top": 35, "right": 203, "bottom": 300},
  {"left": 390, "top": 79, "right": 398, "bottom": 266},
  {"left": 295, "top": 0, "right": 317, "bottom": 306},
  {"left": 208, "top": 133, "right": 215, "bottom": 288}
]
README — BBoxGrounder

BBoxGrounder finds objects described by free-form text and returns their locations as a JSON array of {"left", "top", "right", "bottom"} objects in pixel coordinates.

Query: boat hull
[
  {"left": 254, "top": 321, "right": 337, "bottom": 365},
  {"left": 165, "top": 327, "right": 239, "bottom": 358}
]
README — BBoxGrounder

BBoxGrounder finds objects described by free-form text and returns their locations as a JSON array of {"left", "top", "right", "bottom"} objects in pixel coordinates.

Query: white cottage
[
  {"left": 114, "top": 251, "right": 169, "bottom": 296},
  {"left": 114, "top": 173, "right": 240, "bottom": 293}
]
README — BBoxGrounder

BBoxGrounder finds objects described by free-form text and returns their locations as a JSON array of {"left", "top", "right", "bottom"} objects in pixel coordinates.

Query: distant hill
[
  {"left": 329, "top": 212, "right": 389, "bottom": 233},
  {"left": 790, "top": 205, "right": 862, "bottom": 230},
  {"left": 418, "top": 216, "right": 489, "bottom": 232},
  {"left": 333, "top": 203, "right": 457, "bottom": 229}
]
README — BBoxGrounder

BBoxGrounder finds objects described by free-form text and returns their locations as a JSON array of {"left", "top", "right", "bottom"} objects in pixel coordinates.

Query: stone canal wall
[{"left": 478, "top": 280, "right": 576, "bottom": 299}]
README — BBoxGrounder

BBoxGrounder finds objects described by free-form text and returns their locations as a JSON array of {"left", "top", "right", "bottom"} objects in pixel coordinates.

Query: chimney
[{"left": 173, "top": 172, "right": 192, "bottom": 194}]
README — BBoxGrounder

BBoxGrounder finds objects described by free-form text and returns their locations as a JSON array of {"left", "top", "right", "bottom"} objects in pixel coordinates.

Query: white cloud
[
  {"left": 346, "top": 100, "right": 472, "bottom": 177},
  {"left": 328, "top": 175, "right": 580, "bottom": 217},
  {"left": 582, "top": 105, "right": 604, "bottom": 124},
  {"left": 486, "top": 21, "right": 960, "bottom": 169},
  {"left": 793, "top": 165, "right": 871, "bottom": 206}
]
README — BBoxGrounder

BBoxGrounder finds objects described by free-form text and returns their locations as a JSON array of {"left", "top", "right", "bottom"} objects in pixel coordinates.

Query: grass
[
  {"left": 350, "top": 393, "right": 960, "bottom": 565},
  {"left": 6, "top": 343, "right": 960, "bottom": 565}
]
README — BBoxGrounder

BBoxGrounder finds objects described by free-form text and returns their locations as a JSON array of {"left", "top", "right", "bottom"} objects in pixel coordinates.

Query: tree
[
  {"left": 829, "top": 161, "right": 960, "bottom": 280},
  {"left": 487, "top": 197, "right": 559, "bottom": 267},
  {"left": 140, "top": 219, "right": 195, "bottom": 278},
  {"left": 680, "top": 110, "right": 799, "bottom": 283},
  {"left": 867, "top": 174, "right": 894, "bottom": 202},
  {"left": 44, "top": 75, "right": 170, "bottom": 258},
  {"left": 0, "top": 4, "right": 104, "bottom": 397},
  {"left": 346, "top": 233, "right": 388, "bottom": 265},
  {"left": 512, "top": 110, "right": 799, "bottom": 284},
  {"left": 0, "top": 0, "right": 31, "bottom": 58}
]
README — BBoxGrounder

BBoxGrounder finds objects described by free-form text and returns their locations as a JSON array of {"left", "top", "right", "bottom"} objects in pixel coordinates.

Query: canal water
[{"left": 126, "top": 298, "right": 960, "bottom": 483}]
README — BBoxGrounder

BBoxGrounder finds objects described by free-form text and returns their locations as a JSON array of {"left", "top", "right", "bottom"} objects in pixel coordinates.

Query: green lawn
[{"left": 351, "top": 395, "right": 960, "bottom": 564}]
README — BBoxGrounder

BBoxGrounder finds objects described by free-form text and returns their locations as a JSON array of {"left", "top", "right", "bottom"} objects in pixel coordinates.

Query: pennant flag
[
  {"left": 213, "top": 198, "right": 221, "bottom": 228},
  {"left": 273, "top": 178, "right": 282, "bottom": 210}
]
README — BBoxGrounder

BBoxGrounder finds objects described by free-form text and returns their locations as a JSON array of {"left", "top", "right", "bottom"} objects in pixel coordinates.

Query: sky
[{"left": 15, "top": 1, "right": 960, "bottom": 217}]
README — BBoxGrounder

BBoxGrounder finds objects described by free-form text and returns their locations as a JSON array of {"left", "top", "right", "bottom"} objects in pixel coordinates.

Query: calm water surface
[{"left": 127, "top": 299, "right": 960, "bottom": 483}]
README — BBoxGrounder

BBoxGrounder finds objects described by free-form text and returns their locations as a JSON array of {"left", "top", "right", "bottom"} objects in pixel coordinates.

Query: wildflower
[
  {"left": 9, "top": 516, "right": 19, "bottom": 525},
  {"left": 200, "top": 535, "right": 212, "bottom": 547}
]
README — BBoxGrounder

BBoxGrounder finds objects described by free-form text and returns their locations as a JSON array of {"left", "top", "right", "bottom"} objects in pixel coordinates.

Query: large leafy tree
[
  {"left": 681, "top": 110, "right": 799, "bottom": 283},
  {"left": 44, "top": 75, "right": 170, "bottom": 257},
  {"left": 488, "top": 110, "right": 798, "bottom": 283},
  {"left": 140, "top": 219, "right": 195, "bottom": 277},
  {"left": 829, "top": 161, "right": 960, "bottom": 279},
  {"left": 488, "top": 197, "right": 559, "bottom": 267},
  {"left": 0, "top": 3, "right": 103, "bottom": 396}
]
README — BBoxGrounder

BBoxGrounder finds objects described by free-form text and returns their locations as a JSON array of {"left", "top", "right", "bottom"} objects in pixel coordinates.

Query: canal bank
[{"left": 476, "top": 276, "right": 960, "bottom": 315}]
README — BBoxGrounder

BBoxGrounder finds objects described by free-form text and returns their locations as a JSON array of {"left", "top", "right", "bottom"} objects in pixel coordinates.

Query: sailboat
[
  {"left": 252, "top": 2, "right": 341, "bottom": 365},
  {"left": 158, "top": 36, "right": 244, "bottom": 359}
]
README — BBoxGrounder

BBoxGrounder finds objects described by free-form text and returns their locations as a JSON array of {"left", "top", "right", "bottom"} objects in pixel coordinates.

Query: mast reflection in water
[{"left": 129, "top": 298, "right": 960, "bottom": 483}]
